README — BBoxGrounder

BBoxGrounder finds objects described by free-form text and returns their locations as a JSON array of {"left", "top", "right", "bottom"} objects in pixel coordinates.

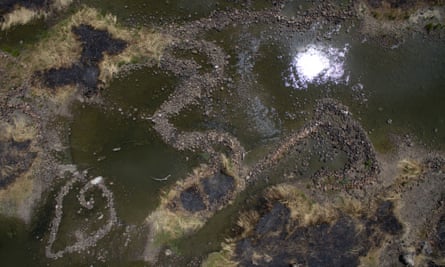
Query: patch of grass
[
  {"left": 14, "top": 7, "right": 171, "bottom": 104},
  {"left": 236, "top": 210, "right": 260, "bottom": 238},
  {"left": 0, "top": 7, "right": 44, "bottom": 31},
  {"left": 21, "top": 7, "right": 170, "bottom": 80},
  {"left": 397, "top": 159, "right": 422, "bottom": 179},
  {"left": 0, "top": 114, "right": 37, "bottom": 142},
  {"left": 364, "top": 159, "right": 373, "bottom": 169},
  {"left": 0, "top": 157, "right": 40, "bottom": 222},
  {"left": 335, "top": 196, "right": 364, "bottom": 217},
  {"left": 425, "top": 22, "right": 443, "bottom": 33},
  {"left": 425, "top": 22, "right": 434, "bottom": 32},
  {"left": 265, "top": 184, "right": 338, "bottom": 227},
  {"left": 0, "top": 0, "right": 73, "bottom": 30},
  {"left": 3, "top": 47, "right": 21, "bottom": 57},
  {"left": 144, "top": 207, "right": 205, "bottom": 262},
  {"left": 202, "top": 244, "right": 238, "bottom": 267},
  {"left": 221, "top": 154, "right": 237, "bottom": 178},
  {"left": 148, "top": 209, "right": 205, "bottom": 246},
  {"left": 359, "top": 248, "right": 381, "bottom": 267},
  {"left": 144, "top": 160, "right": 245, "bottom": 261}
]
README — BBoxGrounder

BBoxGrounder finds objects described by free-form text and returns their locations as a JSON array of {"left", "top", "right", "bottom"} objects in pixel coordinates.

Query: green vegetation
[
  {"left": 2, "top": 47, "right": 20, "bottom": 57},
  {"left": 202, "top": 248, "right": 237, "bottom": 267},
  {"left": 425, "top": 22, "right": 443, "bottom": 33}
]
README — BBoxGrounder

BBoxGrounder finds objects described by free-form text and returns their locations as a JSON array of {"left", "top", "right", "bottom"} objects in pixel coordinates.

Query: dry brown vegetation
[
  {"left": 21, "top": 7, "right": 171, "bottom": 86},
  {"left": 143, "top": 157, "right": 246, "bottom": 263},
  {"left": 0, "top": 114, "right": 40, "bottom": 222},
  {"left": 0, "top": 0, "right": 73, "bottom": 30},
  {"left": 1, "top": 7, "right": 172, "bottom": 106},
  {"left": 397, "top": 159, "right": 423, "bottom": 179},
  {"left": 356, "top": 0, "right": 444, "bottom": 36},
  {"left": 210, "top": 184, "right": 340, "bottom": 266},
  {"left": 265, "top": 184, "right": 338, "bottom": 227},
  {"left": 0, "top": 114, "right": 37, "bottom": 142},
  {"left": 202, "top": 243, "right": 238, "bottom": 267},
  {"left": 334, "top": 195, "right": 365, "bottom": 217},
  {"left": 235, "top": 210, "right": 260, "bottom": 238},
  {"left": 143, "top": 202, "right": 205, "bottom": 262}
]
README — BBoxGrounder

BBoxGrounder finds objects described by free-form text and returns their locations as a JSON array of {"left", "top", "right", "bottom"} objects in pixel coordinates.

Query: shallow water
[
  {"left": 69, "top": 102, "right": 198, "bottom": 224},
  {"left": 0, "top": 0, "right": 445, "bottom": 266},
  {"left": 0, "top": 18, "right": 48, "bottom": 55}
]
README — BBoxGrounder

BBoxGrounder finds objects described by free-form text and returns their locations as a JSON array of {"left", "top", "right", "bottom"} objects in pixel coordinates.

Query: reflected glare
[{"left": 286, "top": 44, "right": 349, "bottom": 89}]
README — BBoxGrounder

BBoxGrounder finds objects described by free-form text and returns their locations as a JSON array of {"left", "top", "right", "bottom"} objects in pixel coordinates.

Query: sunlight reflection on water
[{"left": 286, "top": 44, "right": 350, "bottom": 89}]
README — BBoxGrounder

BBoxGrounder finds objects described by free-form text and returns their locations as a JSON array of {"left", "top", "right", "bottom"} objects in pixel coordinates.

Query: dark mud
[
  {"left": 172, "top": 167, "right": 239, "bottom": 215},
  {"left": 201, "top": 172, "right": 235, "bottom": 207},
  {"left": 265, "top": 216, "right": 367, "bottom": 267},
  {"left": 40, "top": 24, "right": 127, "bottom": 96},
  {"left": 0, "top": 139, "right": 36, "bottom": 188},
  {"left": 254, "top": 202, "right": 290, "bottom": 236},
  {"left": 73, "top": 24, "right": 127, "bottom": 64},
  {"left": 180, "top": 186, "right": 206, "bottom": 212},
  {"left": 231, "top": 190, "right": 403, "bottom": 267},
  {"left": 42, "top": 63, "right": 99, "bottom": 93},
  {"left": 373, "top": 201, "right": 403, "bottom": 235}
]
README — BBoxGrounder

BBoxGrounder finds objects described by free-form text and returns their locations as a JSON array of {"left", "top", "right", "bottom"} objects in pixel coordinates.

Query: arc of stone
[
  {"left": 247, "top": 99, "right": 380, "bottom": 185},
  {"left": 247, "top": 121, "right": 322, "bottom": 182},
  {"left": 150, "top": 39, "right": 245, "bottom": 168},
  {"left": 45, "top": 174, "right": 117, "bottom": 259}
]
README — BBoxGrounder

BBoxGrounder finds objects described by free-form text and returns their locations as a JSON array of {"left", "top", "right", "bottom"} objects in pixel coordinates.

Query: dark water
[
  {"left": 0, "top": 0, "right": 444, "bottom": 266},
  {"left": 69, "top": 106, "right": 198, "bottom": 223}
]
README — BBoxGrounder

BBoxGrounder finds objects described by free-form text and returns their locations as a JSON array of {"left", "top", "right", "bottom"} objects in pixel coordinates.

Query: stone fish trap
[{"left": 45, "top": 173, "right": 117, "bottom": 259}]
